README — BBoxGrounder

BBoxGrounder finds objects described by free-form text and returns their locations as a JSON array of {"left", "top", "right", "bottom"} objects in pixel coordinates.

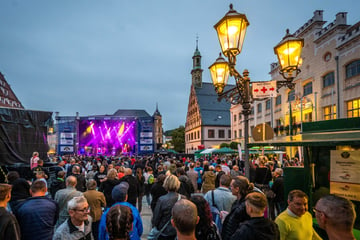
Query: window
[
  {"left": 303, "top": 82, "right": 313, "bottom": 96},
  {"left": 288, "top": 90, "right": 295, "bottom": 102},
  {"left": 197, "top": 131, "right": 200, "bottom": 139},
  {"left": 234, "top": 130, "right": 237, "bottom": 139},
  {"left": 275, "top": 95, "right": 281, "bottom": 106},
  {"left": 266, "top": 99, "right": 271, "bottom": 110},
  {"left": 323, "top": 72, "right": 335, "bottom": 88},
  {"left": 324, "top": 105, "right": 337, "bottom": 120},
  {"left": 208, "top": 129, "right": 215, "bottom": 138},
  {"left": 346, "top": 60, "right": 360, "bottom": 79},
  {"left": 347, "top": 98, "right": 360, "bottom": 118},
  {"left": 218, "top": 129, "right": 225, "bottom": 138},
  {"left": 191, "top": 132, "right": 193, "bottom": 140},
  {"left": 239, "top": 129, "right": 242, "bottom": 138},
  {"left": 234, "top": 114, "right": 237, "bottom": 122},
  {"left": 251, "top": 108, "right": 254, "bottom": 115},
  {"left": 228, "top": 130, "right": 231, "bottom": 138},
  {"left": 238, "top": 113, "right": 242, "bottom": 120},
  {"left": 304, "top": 112, "right": 312, "bottom": 122},
  {"left": 257, "top": 103, "right": 262, "bottom": 113}
]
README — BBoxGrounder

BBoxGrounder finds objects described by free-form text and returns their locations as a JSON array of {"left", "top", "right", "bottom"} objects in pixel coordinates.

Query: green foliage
[
  {"left": 220, "top": 142, "right": 229, "bottom": 148},
  {"left": 171, "top": 125, "right": 185, "bottom": 153},
  {"left": 229, "top": 141, "right": 239, "bottom": 149}
]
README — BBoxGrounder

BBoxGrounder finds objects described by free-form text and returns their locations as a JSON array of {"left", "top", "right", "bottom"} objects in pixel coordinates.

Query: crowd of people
[{"left": 0, "top": 152, "right": 357, "bottom": 240}]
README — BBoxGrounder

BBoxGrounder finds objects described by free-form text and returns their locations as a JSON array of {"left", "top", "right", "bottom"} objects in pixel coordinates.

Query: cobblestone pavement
[{"left": 139, "top": 198, "right": 152, "bottom": 240}]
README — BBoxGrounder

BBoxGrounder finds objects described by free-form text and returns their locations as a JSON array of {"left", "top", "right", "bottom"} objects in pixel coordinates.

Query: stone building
[
  {"left": 185, "top": 43, "right": 232, "bottom": 153},
  {"left": 231, "top": 10, "right": 360, "bottom": 146},
  {"left": 153, "top": 103, "right": 163, "bottom": 150}
]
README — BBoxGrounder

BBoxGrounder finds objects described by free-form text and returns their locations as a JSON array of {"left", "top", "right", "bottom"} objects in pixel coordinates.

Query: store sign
[{"left": 330, "top": 150, "right": 360, "bottom": 201}]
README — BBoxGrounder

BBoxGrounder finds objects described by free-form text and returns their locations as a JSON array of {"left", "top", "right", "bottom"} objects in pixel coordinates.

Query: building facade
[
  {"left": 231, "top": 10, "right": 360, "bottom": 148},
  {"left": 185, "top": 43, "right": 232, "bottom": 153}
]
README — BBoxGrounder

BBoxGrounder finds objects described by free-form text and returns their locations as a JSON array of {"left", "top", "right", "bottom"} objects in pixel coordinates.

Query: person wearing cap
[{"left": 98, "top": 182, "right": 143, "bottom": 240}]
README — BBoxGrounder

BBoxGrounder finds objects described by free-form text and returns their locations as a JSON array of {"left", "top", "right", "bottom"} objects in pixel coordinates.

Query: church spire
[{"left": 191, "top": 36, "right": 203, "bottom": 88}]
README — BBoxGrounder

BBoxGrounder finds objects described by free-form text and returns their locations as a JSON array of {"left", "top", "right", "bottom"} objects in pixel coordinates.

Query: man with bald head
[
  {"left": 171, "top": 199, "right": 199, "bottom": 240},
  {"left": 120, "top": 168, "right": 138, "bottom": 207},
  {"left": 54, "top": 175, "right": 83, "bottom": 227},
  {"left": 314, "top": 195, "right": 356, "bottom": 240}
]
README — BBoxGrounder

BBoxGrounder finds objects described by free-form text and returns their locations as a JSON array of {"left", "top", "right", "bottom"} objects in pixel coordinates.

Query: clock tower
[{"left": 191, "top": 39, "right": 203, "bottom": 88}]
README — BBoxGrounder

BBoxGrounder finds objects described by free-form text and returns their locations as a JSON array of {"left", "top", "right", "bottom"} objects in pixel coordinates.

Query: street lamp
[{"left": 209, "top": 4, "right": 303, "bottom": 178}]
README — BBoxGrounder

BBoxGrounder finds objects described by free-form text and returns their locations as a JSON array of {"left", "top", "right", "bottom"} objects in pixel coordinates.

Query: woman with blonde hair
[
  {"left": 152, "top": 174, "right": 185, "bottom": 240},
  {"left": 99, "top": 168, "right": 121, "bottom": 207}
]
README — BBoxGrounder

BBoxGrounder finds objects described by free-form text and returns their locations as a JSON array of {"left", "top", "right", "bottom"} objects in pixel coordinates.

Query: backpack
[
  {"left": 148, "top": 174, "right": 154, "bottom": 184},
  {"left": 210, "top": 190, "right": 222, "bottom": 232}
]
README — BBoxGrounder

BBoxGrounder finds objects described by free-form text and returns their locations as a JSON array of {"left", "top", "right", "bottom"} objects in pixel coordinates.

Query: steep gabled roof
[
  {"left": 195, "top": 82, "right": 232, "bottom": 126},
  {"left": 0, "top": 72, "right": 24, "bottom": 109},
  {"left": 113, "top": 109, "right": 151, "bottom": 118}
]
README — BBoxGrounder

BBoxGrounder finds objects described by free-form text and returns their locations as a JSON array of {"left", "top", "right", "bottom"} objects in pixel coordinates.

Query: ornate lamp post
[{"left": 209, "top": 4, "right": 303, "bottom": 178}]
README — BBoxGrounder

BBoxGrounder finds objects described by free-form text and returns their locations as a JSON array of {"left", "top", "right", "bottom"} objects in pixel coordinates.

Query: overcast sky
[{"left": 0, "top": 1, "right": 359, "bottom": 130}]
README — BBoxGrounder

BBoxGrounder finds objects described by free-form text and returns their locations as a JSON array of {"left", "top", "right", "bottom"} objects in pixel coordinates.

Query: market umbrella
[{"left": 212, "top": 147, "right": 237, "bottom": 154}]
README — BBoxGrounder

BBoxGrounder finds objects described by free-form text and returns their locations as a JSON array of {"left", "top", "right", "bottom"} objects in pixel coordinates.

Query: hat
[{"left": 112, "top": 182, "right": 129, "bottom": 202}]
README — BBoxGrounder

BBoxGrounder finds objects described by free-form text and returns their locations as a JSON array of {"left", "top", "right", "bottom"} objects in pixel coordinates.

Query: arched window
[
  {"left": 323, "top": 72, "right": 335, "bottom": 88},
  {"left": 346, "top": 60, "right": 360, "bottom": 78}
]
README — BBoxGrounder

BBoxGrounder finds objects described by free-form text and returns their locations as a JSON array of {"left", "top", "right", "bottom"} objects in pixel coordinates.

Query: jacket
[
  {"left": 230, "top": 217, "right": 280, "bottom": 240},
  {"left": 120, "top": 175, "right": 138, "bottom": 207},
  {"left": 54, "top": 186, "right": 83, "bottom": 227},
  {"left": 201, "top": 171, "right": 216, "bottom": 194},
  {"left": 53, "top": 216, "right": 93, "bottom": 240},
  {"left": 98, "top": 201, "right": 143, "bottom": 240},
  {"left": 0, "top": 207, "right": 21, "bottom": 240},
  {"left": 221, "top": 198, "right": 250, "bottom": 240},
  {"left": 204, "top": 187, "right": 236, "bottom": 212},
  {"left": 15, "top": 196, "right": 59, "bottom": 240},
  {"left": 150, "top": 182, "right": 167, "bottom": 212},
  {"left": 152, "top": 192, "right": 185, "bottom": 239},
  {"left": 83, "top": 190, "right": 106, "bottom": 222},
  {"left": 99, "top": 178, "right": 121, "bottom": 207},
  {"left": 50, "top": 178, "right": 66, "bottom": 199},
  {"left": 178, "top": 175, "right": 194, "bottom": 199}
]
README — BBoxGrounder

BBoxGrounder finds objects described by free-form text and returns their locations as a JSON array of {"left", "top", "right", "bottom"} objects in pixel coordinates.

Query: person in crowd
[
  {"left": 53, "top": 196, "right": 93, "bottom": 240},
  {"left": 32, "top": 159, "right": 49, "bottom": 181},
  {"left": 194, "top": 161, "right": 204, "bottom": 191},
  {"left": 94, "top": 165, "right": 108, "bottom": 187},
  {"left": 186, "top": 162, "right": 199, "bottom": 192},
  {"left": 230, "top": 192, "right": 280, "bottom": 239},
  {"left": 201, "top": 165, "right": 216, "bottom": 194},
  {"left": 220, "top": 160, "right": 230, "bottom": 175},
  {"left": 271, "top": 168, "right": 285, "bottom": 218},
  {"left": 314, "top": 194, "right": 356, "bottom": 240},
  {"left": 6, "top": 171, "right": 30, "bottom": 213},
  {"left": 99, "top": 168, "right": 121, "bottom": 208},
  {"left": 156, "top": 164, "right": 166, "bottom": 177},
  {"left": 50, "top": 170, "right": 66, "bottom": 199},
  {"left": 0, "top": 183, "right": 21, "bottom": 240},
  {"left": 171, "top": 199, "right": 199, "bottom": 240},
  {"left": 176, "top": 167, "right": 194, "bottom": 199},
  {"left": 143, "top": 167, "right": 154, "bottom": 208},
  {"left": 86, "top": 164, "right": 98, "bottom": 181},
  {"left": 230, "top": 165, "right": 242, "bottom": 178},
  {"left": 106, "top": 205, "right": 133, "bottom": 240},
  {"left": 190, "top": 195, "right": 221, "bottom": 240},
  {"left": 120, "top": 168, "right": 138, "bottom": 207},
  {"left": 65, "top": 158, "right": 77, "bottom": 177},
  {"left": 99, "top": 182, "right": 143, "bottom": 240},
  {"left": 204, "top": 174, "right": 236, "bottom": 213},
  {"left": 30, "top": 151, "right": 40, "bottom": 170},
  {"left": 254, "top": 157, "right": 272, "bottom": 188},
  {"left": 53, "top": 160, "right": 66, "bottom": 177},
  {"left": 54, "top": 175, "right": 83, "bottom": 227},
  {"left": 150, "top": 174, "right": 167, "bottom": 212},
  {"left": 221, "top": 175, "right": 253, "bottom": 240},
  {"left": 275, "top": 189, "right": 321, "bottom": 240},
  {"left": 71, "top": 165, "right": 86, "bottom": 192},
  {"left": 15, "top": 180, "right": 58, "bottom": 240},
  {"left": 152, "top": 174, "right": 186, "bottom": 240},
  {"left": 84, "top": 179, "right": 106, "bottom": 240},
  {"left": 214, "top": 165, "right": 225, "bottom": 188},
  {"left": 117, "top": 166, "right": 125, "bottom": 180},
  {"left": 135, "top": 168, "right": 145, "bottom": 213}
]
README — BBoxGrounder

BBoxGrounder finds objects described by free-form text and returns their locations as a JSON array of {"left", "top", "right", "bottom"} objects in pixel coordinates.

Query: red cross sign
[{"left": 252, "top": 81, "right": 277, "bottom": 98}]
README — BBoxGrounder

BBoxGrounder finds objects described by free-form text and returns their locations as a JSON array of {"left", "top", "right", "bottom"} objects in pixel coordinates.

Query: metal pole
[{"left": 244, "top": 111, "right": 250, "bottom": 178}]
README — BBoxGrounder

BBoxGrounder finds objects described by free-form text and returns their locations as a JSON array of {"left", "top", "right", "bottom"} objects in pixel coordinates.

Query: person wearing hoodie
[
  {"left": 50, "top": 171, "right": 66, "bottom": 199},
  {"left": 98, "top": 168, "right": 121, "bottom": 208},
  {"left": 176, "top": 167, "right": 194, "bottom": 199},
  {"left": 230, "top": 192, "right": 280, "bottom": 240}
]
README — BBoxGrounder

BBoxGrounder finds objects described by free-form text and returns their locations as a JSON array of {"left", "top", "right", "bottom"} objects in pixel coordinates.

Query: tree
[
  {"left": 220, "top": 142, "right": 230, "bottom": 148},
  {"left": 171, "top": 125, "right": 185, "bottom": 153},
  {"left": 229, "top": 141, "right": 239, "bottom": 149}
]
